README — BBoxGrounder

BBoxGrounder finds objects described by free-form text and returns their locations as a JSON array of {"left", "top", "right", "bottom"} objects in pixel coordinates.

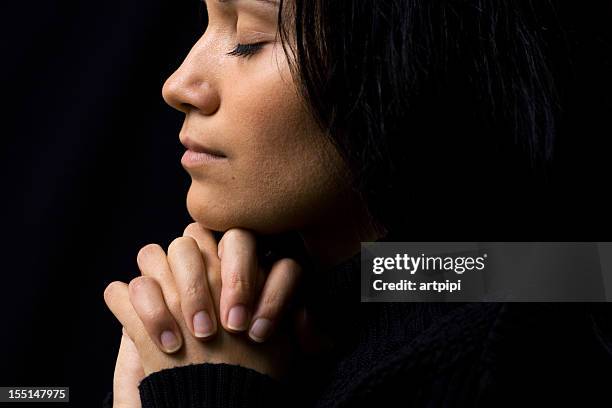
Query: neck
[{"left": 298, "top": 195, "right": 387, "bottom": 271}]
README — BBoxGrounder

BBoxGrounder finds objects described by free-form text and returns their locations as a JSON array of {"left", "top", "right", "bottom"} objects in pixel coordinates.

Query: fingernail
[
  {"left": 160, "top": 330, "right": 180, "bottom": 352},
  {"left": 249, "top": 318, "right": 272, "bottom": 342},
  {"left": 227, "top": 304, "right": 248, "bottom": 331},
  {"left": 193, "top": 310, "right": 215, "bottom": 338}
]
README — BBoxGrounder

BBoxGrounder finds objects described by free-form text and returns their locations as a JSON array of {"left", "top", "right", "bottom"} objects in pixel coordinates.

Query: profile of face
[{"left": 162, "top": 0, "right": 352, "bottom": 235}]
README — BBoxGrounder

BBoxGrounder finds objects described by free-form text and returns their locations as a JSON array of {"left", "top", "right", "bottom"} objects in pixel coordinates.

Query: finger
[
  {"left": 113, "top": 331, "right": 145, "bottom": 408},
  {"left": 167, "top": 236, "right": 218, "bottom": 340},
  {"left": 218, "top": 229, "right": 259, "bottom": 332},
  {"left": 183, "top": 222, "right": 222, "bottom": 273},
  {"left": 248, "top": 258, "right": 302, "bottom": 342},
  {"left": 104, "top": 281, "right": 149, "bottom": 349},
  {"left": 128, "top": 276, "right": 183, "bottom": 354},
  {"left": 136, "top": 244, "right": 180, "bottom": 311}
]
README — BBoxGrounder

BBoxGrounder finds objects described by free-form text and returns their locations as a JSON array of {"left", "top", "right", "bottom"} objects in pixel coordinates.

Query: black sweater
[{"left": 107, "top": 250, "right": 612, "bottom": 407}]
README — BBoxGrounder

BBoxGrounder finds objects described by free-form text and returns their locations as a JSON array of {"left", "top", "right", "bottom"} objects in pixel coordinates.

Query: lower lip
[{"left": 181, "top": 149, "right": 227, "bottom": 168}]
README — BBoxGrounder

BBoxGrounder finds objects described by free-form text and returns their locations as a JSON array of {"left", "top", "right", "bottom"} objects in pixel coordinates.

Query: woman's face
[{"left": 162, "top": 0, "right": 351, "bottom": 234}]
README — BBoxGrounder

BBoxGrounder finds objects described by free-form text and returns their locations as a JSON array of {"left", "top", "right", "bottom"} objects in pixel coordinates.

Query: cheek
[
  {"left": 187, "top": 141, "right": 349, "bottom": 234},
  {"left": 187, "top": 130, "right": 350, "bottom": 234}
]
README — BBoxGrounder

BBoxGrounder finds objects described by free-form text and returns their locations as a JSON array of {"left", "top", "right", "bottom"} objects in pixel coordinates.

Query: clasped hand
[{"left": 104, "top": 223, "right": 328, "bottom": 408}]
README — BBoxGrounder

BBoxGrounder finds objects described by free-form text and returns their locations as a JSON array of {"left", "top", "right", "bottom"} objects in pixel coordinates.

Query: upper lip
[{"left": 180, "top": 136, "right": 226, "bottom": 158}]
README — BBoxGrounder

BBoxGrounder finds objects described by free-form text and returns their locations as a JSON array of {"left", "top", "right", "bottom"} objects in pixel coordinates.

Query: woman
[{"left": 104, "top": 0, "right": 612, "bottom": 406}]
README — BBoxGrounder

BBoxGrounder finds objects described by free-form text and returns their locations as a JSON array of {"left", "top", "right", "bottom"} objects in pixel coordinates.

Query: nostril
[{"left": 180, "top": 103, "right": 195, "bottom": 113}]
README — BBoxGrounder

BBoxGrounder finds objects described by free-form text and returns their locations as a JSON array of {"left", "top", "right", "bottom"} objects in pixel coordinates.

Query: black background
[
  {"left": 0, "top": 1, "right": 611, "bottom": 406},
  {"left": 1, "top": 0, "right": 204, "bottom": 405}
]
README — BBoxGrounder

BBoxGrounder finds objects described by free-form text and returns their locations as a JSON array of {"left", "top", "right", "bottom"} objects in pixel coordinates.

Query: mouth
[{"left": 180, "top": 137, "right": 227, "bottom": 168}]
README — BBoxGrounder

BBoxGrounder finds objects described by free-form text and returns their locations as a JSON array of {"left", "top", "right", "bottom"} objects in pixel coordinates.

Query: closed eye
[{"left": 226, "top": 42, "right": 266, "bottom": 58}]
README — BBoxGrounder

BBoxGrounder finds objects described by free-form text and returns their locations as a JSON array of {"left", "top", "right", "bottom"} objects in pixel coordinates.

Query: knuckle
[
  {"left": 103, "top": 281, "right": 124, "bottom": 303},
  {"left": 222, "top": 228, "right": 243, "bottom": 241},
  {"left": 183, "top": 222, "right": 199, "bottom": 236},
  {"left": 184, "top": 281, "right": 205, "bottom": 298},
  {"left": 223, "top": 228, "right": 254, "bottom": 246},
  {"left": 262, "top": 290, "right": 283, "bottom": 312},
  {"left": 128, "top": 276, "right": 152, "bottom": 294},
  {"left": 137, "top": 243, "right": 164, "bottom": 264},
  {"left": 277, "top": 258, "right": 302, "bottom": 276},
  {"left": 142, "top": 305, "right": 168, "bottom": 324},
  {"left": 168, "top": 236, "right": 196, "bottom": 256},
  {"left": 228, "top": 271, "right": 253, "bottom": 292}
]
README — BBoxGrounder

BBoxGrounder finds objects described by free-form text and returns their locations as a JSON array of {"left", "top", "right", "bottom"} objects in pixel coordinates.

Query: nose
[{"left": 162, "top": 61, "right": 220, "bottom": 115}]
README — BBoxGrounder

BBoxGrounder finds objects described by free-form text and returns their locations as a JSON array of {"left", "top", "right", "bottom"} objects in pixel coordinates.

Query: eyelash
[{"left": 226, "top": 42, "right": 266, "bottom": 58}]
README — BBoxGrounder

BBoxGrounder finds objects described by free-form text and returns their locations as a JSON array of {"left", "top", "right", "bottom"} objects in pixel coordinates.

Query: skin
[
  {"left": 166, "top": 0, "right": 349, "bottom": 234},
  {"left": 106, "top": 225, "right": 332, "bottom": 408},
  {"left": 163, "top": 0, "right": 383, "bottom": 259},
  {"left": 106, "top": 230, "right": 295, "bottom": 378},
  {"left": 163, "top": 0, "right": 384, "bottom": 343},
  {"left": 105, "top": 0, "right": 385, "bottom": 405}
]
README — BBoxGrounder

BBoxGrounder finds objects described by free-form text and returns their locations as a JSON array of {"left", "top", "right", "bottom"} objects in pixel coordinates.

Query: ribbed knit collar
[
  {"left": 309, "top": 249, "right": 362, "bottom": 301},
  {"left": 303, "top": 230, "right": 401, "bottom": 304},
  {"left": 300, "top": 232, "right": 404, "bottom": 350}
]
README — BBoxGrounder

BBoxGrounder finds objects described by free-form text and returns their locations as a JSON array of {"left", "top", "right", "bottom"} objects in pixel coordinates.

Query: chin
[
  {"left": 185, "top": 184, "right": 268, "bottom": 234},
  {"left": 185, "top": 184, "right": 303, "bottom": 236},
  {"left": 186, "top": 186, "right": 234, "bottom": 233}
]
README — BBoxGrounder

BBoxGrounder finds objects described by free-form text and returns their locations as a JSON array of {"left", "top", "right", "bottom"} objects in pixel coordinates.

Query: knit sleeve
[{"left": 138, "top": 363, "right": 289, "bottom": 408}]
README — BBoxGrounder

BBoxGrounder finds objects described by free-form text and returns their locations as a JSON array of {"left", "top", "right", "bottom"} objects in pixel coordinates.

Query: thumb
[{"left": 113, "top": 329, "right": 145, "bottom": 408}]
